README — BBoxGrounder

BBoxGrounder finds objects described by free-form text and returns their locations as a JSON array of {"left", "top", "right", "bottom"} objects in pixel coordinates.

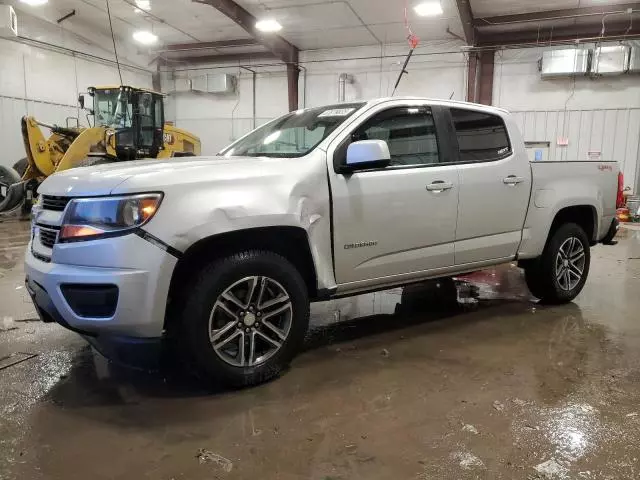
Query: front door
[
  {"left": 449, "top": 107, "right": 532, "bottom": 264},
  {"left": 328, "top": 104, "right": 460, "bottom": 289}
]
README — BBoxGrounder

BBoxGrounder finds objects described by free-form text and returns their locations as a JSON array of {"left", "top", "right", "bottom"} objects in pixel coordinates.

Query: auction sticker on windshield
[{"left": 318, "top": 108, "right": 356, "bottom": 117}]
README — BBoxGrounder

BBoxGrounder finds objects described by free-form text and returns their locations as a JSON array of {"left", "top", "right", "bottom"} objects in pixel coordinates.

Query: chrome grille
[
  {"left": 38, "top": 226, "right": 59, "bottom": 249},
  {"left": 41, "top": 195, "right": 71, "bottom": 211}
]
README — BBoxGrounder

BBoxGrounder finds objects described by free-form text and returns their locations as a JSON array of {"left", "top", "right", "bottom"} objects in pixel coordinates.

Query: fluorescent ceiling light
[
  {"left": 414, "top": 1, "right": 443, "bottom": 16},
  {"left": 135, "top": 0, "right": 151, "bottom": 12},
  {"left": 256, "top": 19, "right": 282, "bottom": 33},
  {"left": 133, "top": 30, "right": 158, "bottom": 45},
  {"left": 19, "top": 0, "right": 48, "bottom": 6}
]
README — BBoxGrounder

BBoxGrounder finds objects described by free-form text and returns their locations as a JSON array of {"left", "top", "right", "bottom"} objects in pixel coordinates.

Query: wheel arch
[
  {"left": 165, "top": 226, "right": 319, "bottom": 329},
  {"left": 549, "top": 204, "right": 598, "bottom": 243}
]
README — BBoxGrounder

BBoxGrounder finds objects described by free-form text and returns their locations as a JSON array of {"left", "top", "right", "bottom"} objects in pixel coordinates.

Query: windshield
[
  {"left": 93, "top": 89, "right": 133, "bottom": 129},
  {"left": 220, "top": 103, "right": 365, "bottom": 158}
]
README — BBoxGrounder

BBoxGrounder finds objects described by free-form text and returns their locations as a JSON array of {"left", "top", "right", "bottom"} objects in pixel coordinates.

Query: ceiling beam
[
  {"left": 475, "top": 3, "right": 640, "bottom": 27},
  {"left": 454, "top": 0, "right": 475, "bottom": 45},
  {"left": 156, "top": 51, "right": 277, "bottom": 65},
  {"left": 477, "top": 21, "right": 640, "bottom": 46},
  {"left": 192, "top": 0, "right": 298, "bottom": 64},
  {"left": 158, "top": 39, "right": 261, "bottom": 52}
]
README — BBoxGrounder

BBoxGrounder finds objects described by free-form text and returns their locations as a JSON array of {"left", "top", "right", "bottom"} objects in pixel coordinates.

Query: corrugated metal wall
[{"left": 512, "top": 109, "right": 640, "bottom": 192}]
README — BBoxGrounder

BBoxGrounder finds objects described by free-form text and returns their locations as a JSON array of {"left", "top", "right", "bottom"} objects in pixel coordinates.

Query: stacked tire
[{"left": 0, "top": 162, "right": 23, "bottom": 213}]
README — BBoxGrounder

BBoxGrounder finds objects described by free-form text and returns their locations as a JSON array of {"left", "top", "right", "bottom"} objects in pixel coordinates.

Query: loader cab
[{"left": 88, "top": 86, "right": 164, "bottom": 160}]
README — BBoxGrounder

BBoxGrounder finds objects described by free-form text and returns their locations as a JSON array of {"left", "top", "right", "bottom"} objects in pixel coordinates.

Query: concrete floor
[{"left": 2, "top": 219, "right": 640, "bottom": 480}]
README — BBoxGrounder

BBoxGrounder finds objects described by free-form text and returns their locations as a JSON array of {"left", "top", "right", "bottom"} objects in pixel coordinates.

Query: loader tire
[
  {"left": 0, "top": 166, "right": 23, "bottom": 213},
  {"left": 12, "top": 158, "right": 28, "bottom": 178}
]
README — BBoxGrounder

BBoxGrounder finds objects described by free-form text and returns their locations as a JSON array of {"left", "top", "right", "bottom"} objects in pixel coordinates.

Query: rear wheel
[
  {"left": 524, "top": 223, "right": 590, "bottom": 304},
  {"left": 177, "top": 250, "right": 310, "bottom": 387}
]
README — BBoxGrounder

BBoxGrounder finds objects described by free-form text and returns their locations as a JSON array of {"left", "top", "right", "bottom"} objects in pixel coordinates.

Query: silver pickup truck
[{"left": 25, "top": 98, "right": 619, "bottom": 386}]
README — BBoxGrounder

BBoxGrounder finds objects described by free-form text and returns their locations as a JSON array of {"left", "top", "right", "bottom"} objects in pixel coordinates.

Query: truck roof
[{"left": 362, "top": 97, "right": 511, "bottom": 115}]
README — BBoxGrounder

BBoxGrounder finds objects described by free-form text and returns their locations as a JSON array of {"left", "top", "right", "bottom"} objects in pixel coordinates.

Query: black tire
[
  {"left": 524, "top": 223, "right": 591, "bottom": 304},
  {"left": 0, "top": 166, "right": 23, "bottom": 212},
  {"left": 177, "top": 250, "right": 310, "bottom": 387},
  {"left": 74, "top": 157, "right": 113, "bottom": 168},
  {"left": 12, "top": 158, "right": 28, "bottom": 178}
]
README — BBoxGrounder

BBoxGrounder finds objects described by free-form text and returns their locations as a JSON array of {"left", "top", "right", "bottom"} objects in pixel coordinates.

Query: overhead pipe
[
  {"left": 5, "top": 35, "right": 152, "bottom": 74},
  {"left": 252, "top": 69, "right": 256, "bottom": 129},
  {"left": 476, "top": 7, "right": 640, "bottom": 26},
  {"left": 240, "top": 66, "right": 257, "bottom": 130},
  {"left": 299, "top": 65, "right": 308, "bottom": 109}
]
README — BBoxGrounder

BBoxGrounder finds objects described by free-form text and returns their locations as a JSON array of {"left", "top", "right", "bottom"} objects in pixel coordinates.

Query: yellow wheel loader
[{"left": 0, "top": 85, "right": 201, "bottom": 214}]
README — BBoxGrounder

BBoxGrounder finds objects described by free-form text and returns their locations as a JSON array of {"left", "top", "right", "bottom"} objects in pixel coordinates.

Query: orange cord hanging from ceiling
[{"left": 404, "top": 0, "right": 420, "bottom": 49}]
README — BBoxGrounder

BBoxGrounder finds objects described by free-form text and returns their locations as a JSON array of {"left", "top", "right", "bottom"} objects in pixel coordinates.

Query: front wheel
[
  {"left": 177, "top": 250, "right": 310, "bottom": 387},
  {"left": 524, "top": 223, "right": 590, "bottom": 304}
]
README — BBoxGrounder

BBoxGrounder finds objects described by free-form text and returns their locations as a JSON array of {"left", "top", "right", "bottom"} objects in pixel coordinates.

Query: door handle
[
  {"left": 503, "top": 175, "right": 525, "bottom": 186},
  {"left": 426, "top": 181, "right": 454, "bottom": 192}
]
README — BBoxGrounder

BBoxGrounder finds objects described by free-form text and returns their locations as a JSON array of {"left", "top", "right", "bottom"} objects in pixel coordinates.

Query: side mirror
[
  {"left": 78, "top": 94, "right": 85, "bottom": 109},
  {"left": 343, "top": 140, "right": 391, "bottom": 172}
]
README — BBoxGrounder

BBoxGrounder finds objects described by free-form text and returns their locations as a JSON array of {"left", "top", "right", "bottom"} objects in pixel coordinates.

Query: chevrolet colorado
[{"left": 25, "top": 98, "right": 619, "bottom": 386}]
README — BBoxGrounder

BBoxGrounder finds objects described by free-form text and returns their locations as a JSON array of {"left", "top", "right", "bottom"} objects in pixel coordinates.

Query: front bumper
[
  {"left": 26, "top": 275, "right": 163, "bottom": 368},
  {"left": 24, "top": 232, "right": 179, "bottom": 364}
]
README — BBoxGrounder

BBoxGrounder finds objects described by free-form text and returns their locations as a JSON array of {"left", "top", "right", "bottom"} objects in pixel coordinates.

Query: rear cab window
[{"left": 449, "top": 108, "right": 511, "bottom": 162}]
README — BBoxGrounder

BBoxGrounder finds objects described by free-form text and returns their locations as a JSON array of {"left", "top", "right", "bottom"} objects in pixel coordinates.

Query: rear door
[{"left": 449, "top": 107, "right": 532, "bottom": 265}]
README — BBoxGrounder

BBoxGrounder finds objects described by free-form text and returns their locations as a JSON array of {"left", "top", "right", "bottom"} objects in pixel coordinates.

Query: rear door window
[{"left": 450, "top": 108, "right": 511, "bottom": 162}]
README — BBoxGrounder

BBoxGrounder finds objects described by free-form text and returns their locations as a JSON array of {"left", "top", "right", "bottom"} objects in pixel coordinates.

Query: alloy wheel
[
  {"left": 208, "top": 276, "right": 293, "bottom": 367},
  {"left": 555, "top": 237, "right": 586, "bottom": 291}
]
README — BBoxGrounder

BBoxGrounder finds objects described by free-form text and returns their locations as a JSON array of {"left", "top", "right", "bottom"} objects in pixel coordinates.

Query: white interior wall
[
  {"left": 164, "top": 40, "right": 640, "bottom": 191},
  {"left": 0, "top": 11, "right": 152, "bottom": 169},
  {"left": 163, "top": 71, "right": 287, "bottom": 156},
  {"left": 164, "top": 40, "right": 467, "bottom": 155},
  {"left": 494, "top": 47, "right": 640, "bottom": 192}
]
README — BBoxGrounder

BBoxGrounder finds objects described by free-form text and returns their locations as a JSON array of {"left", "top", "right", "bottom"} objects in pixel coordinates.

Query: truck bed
[{"left": 518, "top": 160, "right": 618, "bottom": 259}]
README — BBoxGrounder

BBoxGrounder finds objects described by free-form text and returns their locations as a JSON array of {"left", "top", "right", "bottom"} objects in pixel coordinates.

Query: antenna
[
  {"left": 105, "top": 0, "right": 123, "bottom": 85},
  {"left": 392, "top": 48, "right": 414, "bottom": 96}
]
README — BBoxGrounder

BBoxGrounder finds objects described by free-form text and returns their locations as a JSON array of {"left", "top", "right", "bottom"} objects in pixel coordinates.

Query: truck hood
[{"left": 38, "top": 156, "right": 286, "bottom": 196}]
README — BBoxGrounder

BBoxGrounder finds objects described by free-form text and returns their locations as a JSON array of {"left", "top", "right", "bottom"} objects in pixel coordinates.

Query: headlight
[
  {"left": 31, "top": 195, "right": 42, "bottom": 220},
  {"left": 31, "top": 196, "right": 42, "bottom": 238},
  {"left": 59, "top": 193, "right": 162, "bottom": 242}
]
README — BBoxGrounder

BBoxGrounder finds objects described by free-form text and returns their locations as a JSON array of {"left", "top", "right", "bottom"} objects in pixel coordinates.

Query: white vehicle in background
[{"left": 25, "top": 97, "right": 620, "bottom": 386}]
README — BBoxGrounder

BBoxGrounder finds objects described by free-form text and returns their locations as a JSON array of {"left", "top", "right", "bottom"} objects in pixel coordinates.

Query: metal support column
[
  {"left": 467, "top": 50, "right": 494, "bottom": 105},
  {"left": 287, "top": 64, "right": 299, "bottom": 112}
]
